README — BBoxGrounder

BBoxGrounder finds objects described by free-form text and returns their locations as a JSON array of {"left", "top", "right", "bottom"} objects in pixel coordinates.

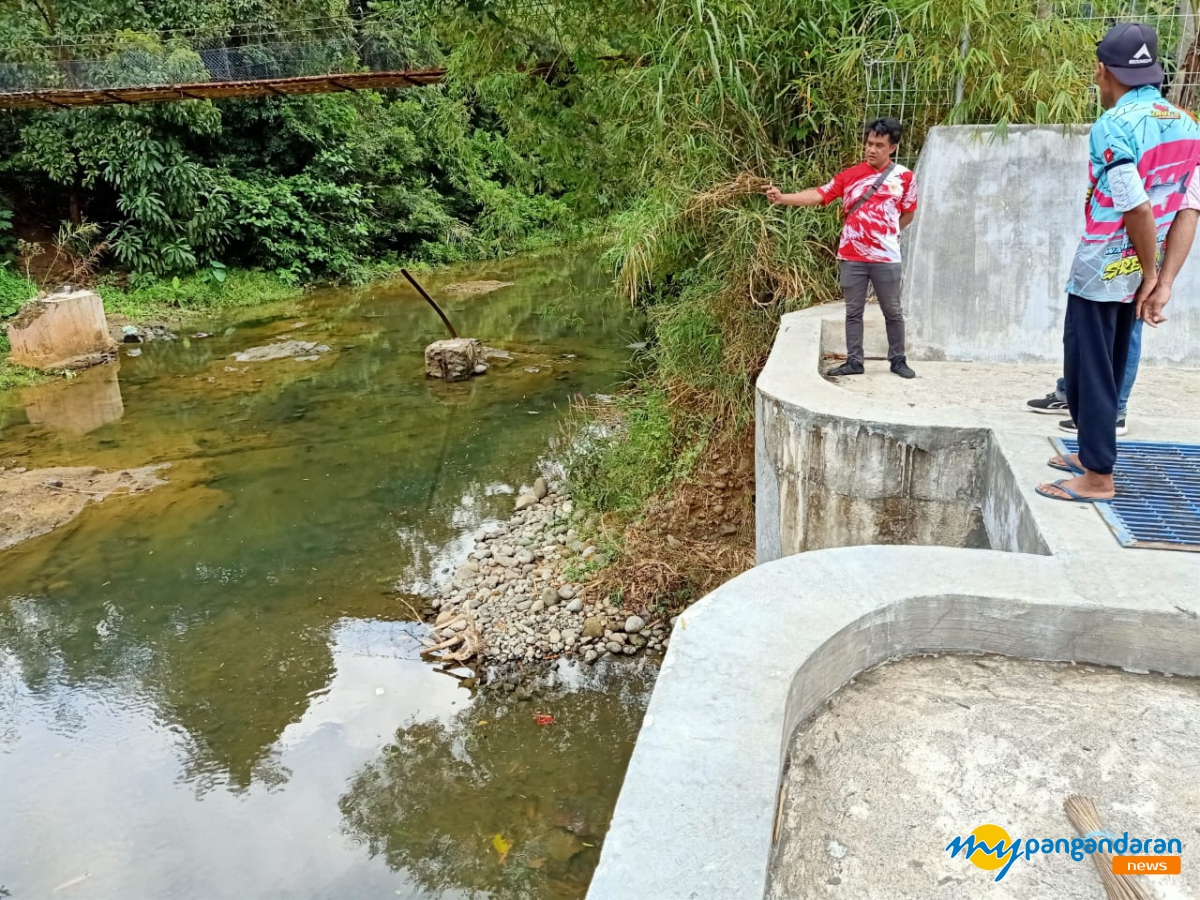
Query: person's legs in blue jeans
[{"left": 1116, "top": 318, "right": 1143, "bottom": 420}]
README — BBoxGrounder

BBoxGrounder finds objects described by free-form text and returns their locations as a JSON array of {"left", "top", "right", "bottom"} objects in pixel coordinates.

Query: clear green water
[{"left": 0, "top": 254, "right": 653, "bottom": 900}]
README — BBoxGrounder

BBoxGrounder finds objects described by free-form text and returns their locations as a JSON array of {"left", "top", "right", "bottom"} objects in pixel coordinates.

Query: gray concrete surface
[
  {"left": 902, "top": 125, "right": 1200, "bottom": 367},
  {"left": 587, "top": 301, "right": 1200, "bottom": 900},
  {"left": 585, "top": 549, "right": 1200, "bottom": 900},
  {"left": 589, "top": 128, "right": 1200, "bottom": 898},
  {"left": 769, "top": 655, "right": 1200, "bottom": 899},
  {"left": 757, "top": 307, "right": 1200, "bottom": 563}
]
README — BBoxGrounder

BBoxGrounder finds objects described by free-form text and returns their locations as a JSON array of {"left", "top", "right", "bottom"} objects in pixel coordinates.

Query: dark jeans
[
  {"left": 1055, "top": 317, "right": 1143, "bottom": 420},
  {"left": 1063, "top": 294, "right": 1136, "bottom": 476},
  {"left": 840, "top": 260, "right": 906, "bottom": 363}
]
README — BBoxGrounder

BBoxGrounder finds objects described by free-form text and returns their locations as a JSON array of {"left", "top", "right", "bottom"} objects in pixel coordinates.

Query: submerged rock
[
  {"left": 230, "top": 340, "right": 331, "bottom": 363},
  {"left": 440, "top": 280, "right": 514, "bottom": 296}
]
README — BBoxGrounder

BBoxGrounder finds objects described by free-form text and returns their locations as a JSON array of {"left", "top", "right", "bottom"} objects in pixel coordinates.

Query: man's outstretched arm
[
  {"left": 1140, "top": 207, "right": 1199, "bottom": 326},
  {"left": 765, "top": 186, "right": 825, "bottom": 207}
]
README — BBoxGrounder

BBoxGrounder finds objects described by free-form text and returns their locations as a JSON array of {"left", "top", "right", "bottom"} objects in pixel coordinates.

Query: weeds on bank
[
  {"left": 565, "top": 390, "right": 705, "bottom": 518},
  {"left": 0, "top": 359, "right": 46, "bottom": 392},
  {"left": 96, "top": 269, "right": 303, "bottom": 321}
]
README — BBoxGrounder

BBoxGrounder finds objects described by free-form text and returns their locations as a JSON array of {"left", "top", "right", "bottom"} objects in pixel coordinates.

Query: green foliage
[
  {"left": 567, "top": 391, "right": 704, "bottom": 516},
  {"left": 0, "top": 359, "right": 46, "bottom": 392},
  {"left": 96, "top": 268, "right": 301, "bottom": 319},
  {"left": 415, "top": 0, "right": 1131, "bottom": 520},
  {"left": 0, "top": 194, "right": 14, "bottom": 257},
  {"left": 225, "top": 172, "right": 371, "bottom": 282},
  {"left": 0, "top": 3, "right": 594, "bottom": 281},
  {"left": 0, "top": 263, "right": 35, "bottom": 319}
]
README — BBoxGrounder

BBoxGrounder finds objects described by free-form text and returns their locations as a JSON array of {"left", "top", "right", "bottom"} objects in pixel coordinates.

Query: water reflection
[
  {"left": 340, "top": 665, "right": 654, "bottom": 900},
  {"left": 22, "top": 362, "right": 124, "bottom": 436},
  {"left": 0, "top": 254, "right": 649, "bottom": 899}
]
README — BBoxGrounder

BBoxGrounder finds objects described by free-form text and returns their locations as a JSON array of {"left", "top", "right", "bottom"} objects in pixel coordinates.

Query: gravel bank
[{"left": 423, "top": 478, "right": 670, "bottom": 668}]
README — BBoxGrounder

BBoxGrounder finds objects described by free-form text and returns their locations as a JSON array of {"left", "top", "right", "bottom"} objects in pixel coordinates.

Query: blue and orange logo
[{"left": 946, "top": 823, "right": 1183, "bottom": 882}]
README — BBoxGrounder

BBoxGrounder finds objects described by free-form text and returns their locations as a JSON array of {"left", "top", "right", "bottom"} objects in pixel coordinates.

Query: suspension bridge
[{"left": 0, "top": 15, "right": 453, "bottom": 110}]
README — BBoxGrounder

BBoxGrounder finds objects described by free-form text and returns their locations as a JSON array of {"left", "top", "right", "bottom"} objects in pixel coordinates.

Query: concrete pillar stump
[{"left": 5, "top": 290, "right": 118, "bottom": 370}]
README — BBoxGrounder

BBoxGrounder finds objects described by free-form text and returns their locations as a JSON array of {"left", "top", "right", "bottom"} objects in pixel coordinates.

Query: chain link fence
[{"left": 863, "top": 0, "right": 1200, "bottom": 161}]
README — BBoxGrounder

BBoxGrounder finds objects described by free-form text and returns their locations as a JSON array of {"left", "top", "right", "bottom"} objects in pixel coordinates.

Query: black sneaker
[
  {"left": 1028, "top": 392, "right": 1069, "bottom": 415},
  {"left": 826, "top": 359, "right": 864, "bottom": 377},
  {"left": 890, "top": 357, "right": 916, "bottom": 379},
  {"left": 1058, "top": 418, "right": 1129, "bottom": 437}
]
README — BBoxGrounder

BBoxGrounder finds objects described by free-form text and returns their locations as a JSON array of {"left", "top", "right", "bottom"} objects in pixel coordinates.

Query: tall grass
[{"left": 423, "top": 0, "right": 1132, "bottom": 516}]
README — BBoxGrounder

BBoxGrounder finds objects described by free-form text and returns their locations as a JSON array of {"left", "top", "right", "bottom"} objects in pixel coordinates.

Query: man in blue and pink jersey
[{"left": 1038, "top": 23, "right": 1200, "bottom": 503}]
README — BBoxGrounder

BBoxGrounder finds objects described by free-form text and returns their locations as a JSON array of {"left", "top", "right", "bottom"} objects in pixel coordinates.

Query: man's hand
[
  {"left": 1139, "top": 278, "right": 1172, "bottom": 327},
  {"left": 1133, "top": 274, "right": 1159, "bottom": 324},
  {"left": 765, "top": 184, "right": 784, "bottom": 204}
]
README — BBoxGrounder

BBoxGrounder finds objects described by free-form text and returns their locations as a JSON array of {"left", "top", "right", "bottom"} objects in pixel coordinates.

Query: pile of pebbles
[{"left": 426, "top": 478, "right": 670, "bottom": 668}]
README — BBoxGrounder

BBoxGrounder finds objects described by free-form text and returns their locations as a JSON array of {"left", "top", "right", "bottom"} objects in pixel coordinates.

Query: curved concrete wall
[
  {"left": 901, "top": 125, "right": 1200, "bottom": 367},
  {"left": 755, "top": 311, "right": 1050, "bottom": 561},
  {"left": 589, "top": 303, "right": 1200, "bottom": 900},
  {"left": 585, "top": 548, "right": 1200, "bottom": 900}
]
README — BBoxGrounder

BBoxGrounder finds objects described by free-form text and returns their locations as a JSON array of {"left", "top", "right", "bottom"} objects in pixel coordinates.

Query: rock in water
[
  {"left": 425, "top": 337, "right": 484, "bottom": 382},
  {"left": 514, "top": 494, "right": 538, "bottom": 511},
  {"left": 231, "top": 340, "right": 330, "bottom": 363},
  {"left": 533, "top": 476, "right": 549, "bottom": 500}
]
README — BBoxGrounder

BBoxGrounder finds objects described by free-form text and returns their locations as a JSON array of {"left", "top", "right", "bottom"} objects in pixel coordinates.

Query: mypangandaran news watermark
[{"left": 945, "top": 823, "right": 1184, "bottom": 881}]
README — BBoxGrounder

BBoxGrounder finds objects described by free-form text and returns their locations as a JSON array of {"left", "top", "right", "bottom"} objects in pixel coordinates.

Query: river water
[{"left": 0, "top": 254, "right": 652, "bottom": 900}]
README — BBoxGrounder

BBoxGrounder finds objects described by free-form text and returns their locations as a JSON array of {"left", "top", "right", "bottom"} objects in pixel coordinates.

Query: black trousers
[{"left": 1063, "top": 294, "right": 1136, "bottom": 476}]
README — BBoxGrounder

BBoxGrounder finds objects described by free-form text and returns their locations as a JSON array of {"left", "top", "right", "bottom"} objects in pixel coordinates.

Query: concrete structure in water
[
  {"left": 5, "top": 289, "right": 118, "bottom": 371},
  {"left": 587, "top": 125, "right": 1200, "bottom": 900}
]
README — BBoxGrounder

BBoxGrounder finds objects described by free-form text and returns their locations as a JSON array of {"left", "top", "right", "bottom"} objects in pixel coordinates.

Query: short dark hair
[{"left": 865, "top": 117, "right": 902, "bottom": 145}]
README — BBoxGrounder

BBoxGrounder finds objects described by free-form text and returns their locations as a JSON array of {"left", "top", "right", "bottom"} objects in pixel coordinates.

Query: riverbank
[
  {"left": 1, "top": 267, "right": 307, "bottom": 395},
  {"left": 422, "top": 482, "right": 673, "bottom": 674},
  {"left": 422, "top": 424, "right": 757, "bottom": 679}
]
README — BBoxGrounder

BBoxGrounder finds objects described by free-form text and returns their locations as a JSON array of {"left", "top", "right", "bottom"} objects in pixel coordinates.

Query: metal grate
[{"left": 1054, "top": 438, "right": 1200, "bottom": 552}]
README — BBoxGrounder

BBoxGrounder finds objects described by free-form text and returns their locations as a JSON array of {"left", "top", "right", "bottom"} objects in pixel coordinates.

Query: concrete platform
[
  {"left": 586, "top": 304, "right": 1200, "bottom": 900},
  {"left": 758, "top": 306, "right": 1200, "bottom": 560},
  {"left": 829, "top": 356, "right": 1200, "bottom": 443},
  {"left": 769, "top": 654, "right": 1200, "bottom": 899}
]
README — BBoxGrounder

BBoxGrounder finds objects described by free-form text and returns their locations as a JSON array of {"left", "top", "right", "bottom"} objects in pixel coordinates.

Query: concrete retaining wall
[
  {"left": 901, "top": 125, "right": 1200, "bottom": 367},
  {"left": 756, "top": 313, "right": 1046, "bottom": 560},
  {"left": 756, "top": 397, "right": 990, "bottom": 554}
]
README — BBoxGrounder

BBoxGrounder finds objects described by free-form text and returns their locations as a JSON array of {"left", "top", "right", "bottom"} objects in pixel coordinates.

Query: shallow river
[{"left": 0, "top": 254, "right": 653, "bottom": 900}]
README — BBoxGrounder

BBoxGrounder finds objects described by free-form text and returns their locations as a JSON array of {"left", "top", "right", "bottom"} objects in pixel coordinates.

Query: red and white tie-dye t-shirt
[{"left": 816, "top": 162, "right": 918, "bottom": 264}]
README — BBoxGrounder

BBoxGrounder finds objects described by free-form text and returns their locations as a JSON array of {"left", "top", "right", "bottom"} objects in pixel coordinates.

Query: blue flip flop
[
  {"left": 1035, "top": 479, "right": 1113, "bottom": 503},
  {"left": 1048, "top": 455, "right": 1083, "bottom": 475}
]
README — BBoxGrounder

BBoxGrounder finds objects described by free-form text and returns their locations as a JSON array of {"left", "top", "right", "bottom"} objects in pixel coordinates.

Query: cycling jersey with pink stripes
[{"left": 1067, "top": 86, "right": 1200, "bottom": 302}]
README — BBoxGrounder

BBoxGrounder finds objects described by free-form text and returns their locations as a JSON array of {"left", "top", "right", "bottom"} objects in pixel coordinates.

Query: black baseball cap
[{"left": 1097, "top": 22, "right": 1163, "bottom": 87}]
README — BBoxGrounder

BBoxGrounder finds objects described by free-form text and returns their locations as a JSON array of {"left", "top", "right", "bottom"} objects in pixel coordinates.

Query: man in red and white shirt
[{"left": 766, "top": 117, "right": 919, "bottom": 378}]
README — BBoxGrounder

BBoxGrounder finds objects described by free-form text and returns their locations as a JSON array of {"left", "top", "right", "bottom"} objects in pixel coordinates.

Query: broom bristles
[{"left": 1063, "top": 795, "right": 1152, "bottom": 900}]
